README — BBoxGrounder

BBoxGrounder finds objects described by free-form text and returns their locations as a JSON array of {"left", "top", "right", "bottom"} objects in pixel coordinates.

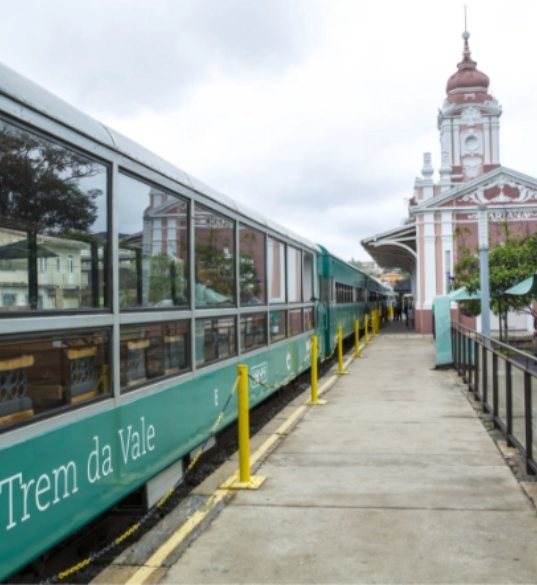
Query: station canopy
[
  {"left": 504, "top": 271, "right": 537, "bottom": 297},
  {"left": 361, "top": 223, "right": 416, "bottom": 273}
]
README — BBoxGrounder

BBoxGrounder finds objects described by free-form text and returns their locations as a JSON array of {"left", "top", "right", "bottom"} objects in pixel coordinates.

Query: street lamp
[{"left": 478, "top": 206, "right": 491, "bottom": 341}]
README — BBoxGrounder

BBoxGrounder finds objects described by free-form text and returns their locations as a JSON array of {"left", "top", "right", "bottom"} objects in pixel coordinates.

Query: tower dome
[{"left": 446, "top": 31, "right": 492, "bottom": 104}]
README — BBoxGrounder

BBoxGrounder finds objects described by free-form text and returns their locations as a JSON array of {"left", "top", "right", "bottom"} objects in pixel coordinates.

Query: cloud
[
  {"left": 0, "top": 0, "right": 327, "bottom": 115},
  {"left": 1, "top": 0, "right": 537, "bottom": 264}
]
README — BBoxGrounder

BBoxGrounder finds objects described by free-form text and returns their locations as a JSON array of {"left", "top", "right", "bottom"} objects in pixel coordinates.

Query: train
[{"left": 0, "top": 61, "right": 391, "bottom": 581}]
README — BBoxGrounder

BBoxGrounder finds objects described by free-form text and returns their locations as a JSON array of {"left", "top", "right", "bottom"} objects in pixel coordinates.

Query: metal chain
[{"left": 40, "top": 375, "right": 240, "bottom": 584}]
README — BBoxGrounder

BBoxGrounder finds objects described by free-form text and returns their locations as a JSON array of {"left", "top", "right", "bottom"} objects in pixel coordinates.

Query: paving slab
[
  {"left": 156, "top": 335, "right": 537, "bottom": 584},
  {"left": 161, "top": 507, "right": 537, "bottom": 584}
]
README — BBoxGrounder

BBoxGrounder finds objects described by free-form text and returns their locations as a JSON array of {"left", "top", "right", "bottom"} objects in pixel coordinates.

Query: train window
[
  {"left": 303, "top": 253, "right": 313, "bottom": 301},
  {"left": 287, "top": 246, "right": 302, "bottom": 303},
  {"left": 0, "top": 119, "right": 108, "bottom": 312},
  {"left": 0, "top": 329, "right": 110, "bottom": 430},
  {"left": 119, "top": 321, "right": 189, "bottom": 390},
  {"left": 118, "top": 174, "right": 188, "bottom": 309},
  {"left": 195, "top": 317, "right": 236, "bottom": 366},
  {"left": 195, "top": 205, "right": 235, "bottom": 307},
  {"left": 269, "top": 310, "right": 286, "bottom": 342},
  {"left": 240, "top": 313, "right": 267, "bottom": 353},
  {"left": 239, "top": 225, "right": 266, "bottom": 306},
  {"left": 289, "top": 309, "right": 303, "bottom": 336},
  {"left": 304, "top": 307, "right": 314, "bottom": 331},
  {"left": 268, "top": 239, "right": 286, "bottom": 303}
]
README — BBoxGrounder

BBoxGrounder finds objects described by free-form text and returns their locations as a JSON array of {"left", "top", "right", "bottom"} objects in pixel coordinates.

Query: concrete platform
[{"left": 97, "top": 332, "right": 537, "bottom": 584}]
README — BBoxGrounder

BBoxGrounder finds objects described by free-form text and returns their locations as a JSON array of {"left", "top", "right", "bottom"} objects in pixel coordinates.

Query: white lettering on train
[{"left": 0, "top": 460, "right": 78, "bottom": 530}]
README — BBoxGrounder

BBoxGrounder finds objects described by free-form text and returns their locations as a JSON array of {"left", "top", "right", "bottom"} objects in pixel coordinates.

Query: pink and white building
[{"left": 362, "top": 29, "right": 537, "bottom": 334}]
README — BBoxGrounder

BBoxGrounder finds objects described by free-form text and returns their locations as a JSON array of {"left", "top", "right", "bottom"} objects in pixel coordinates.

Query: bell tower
[{"left": 437, "top": 29, "right": 501, "bottom": 183}]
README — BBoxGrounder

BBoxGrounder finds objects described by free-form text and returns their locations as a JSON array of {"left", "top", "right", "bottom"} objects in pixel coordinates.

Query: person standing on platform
[{"left": 408, "top": 303, "right": 414, "bottom": 330}]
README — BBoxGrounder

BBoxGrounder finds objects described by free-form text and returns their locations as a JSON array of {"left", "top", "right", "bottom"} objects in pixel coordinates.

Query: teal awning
[
  {"left": 504, "top": 271, "right": 537, "bottom": 296},
  {"left": 449, "top": 287, "right": 481, "bottom": 301}
]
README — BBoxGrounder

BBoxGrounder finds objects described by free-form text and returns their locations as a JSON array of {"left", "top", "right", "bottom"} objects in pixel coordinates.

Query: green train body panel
[
  {"left": 317, "top": 246, "right": 370, "bottom": 356},
  {"left": 0, "top": 334, "right": 313, "bottom": 581}
]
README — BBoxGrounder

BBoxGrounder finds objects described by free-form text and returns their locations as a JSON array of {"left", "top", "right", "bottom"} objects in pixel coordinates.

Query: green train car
[{"left": 0, "top": 62, "right": 390, "bottom": 582}]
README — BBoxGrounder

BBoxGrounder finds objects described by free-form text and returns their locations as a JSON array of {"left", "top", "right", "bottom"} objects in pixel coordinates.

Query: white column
[
  {"left": 423, "top": 213, "right": 436, "bottom": 310},
  {"left": 441, "top": 119, "right": 453, "bottom": 165},
  {"left": 441, "top": 211, "right": 453, "bottom": 295},
  {"left": 483, "top": 119, "right": 491, "bottom": 165},
  {"left": 491, "top": 119, "right": 500, "bottom": 164},
  {"left": 453, "top": 122, "right": 461, "bottom": 166}
]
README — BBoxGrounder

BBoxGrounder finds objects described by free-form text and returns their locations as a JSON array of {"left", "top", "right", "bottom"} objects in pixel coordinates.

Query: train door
[{"left": 316, "top": 271, "right": 326, "bottom": 357}]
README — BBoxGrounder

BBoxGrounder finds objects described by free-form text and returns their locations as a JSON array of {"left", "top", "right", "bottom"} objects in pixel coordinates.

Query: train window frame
[
  {"left": 117, "top": 171, "right": 190, "bottom": 312},
  {"left": 195, "top": 316, "right": 237, "bottom": 367},
  {"left": 194, "top": 204, "right": 236, "bottom": 309},
  {"left": 239, "top": 312, "right": 267, "bottom": 354},
  {"left": 288, "top": 308, "right": 303, "bottom": 337},
  {"left": 119, "top": 320, "right": 190, "bottom": 392},
  {"left": 0, "top": 326, "right": 112, "bottom": 434},
  {"left": 239, "top": 224, "right": 267, "bottom": 307},
  {"left": 268, "top": 238, "right": 286, "bottom": 305},
  {"left": 0, "top": 114, "right": 113, "bottom": 317}
]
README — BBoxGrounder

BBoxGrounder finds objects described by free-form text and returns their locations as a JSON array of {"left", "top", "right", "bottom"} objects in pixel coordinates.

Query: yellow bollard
[
  {"left": 220, "top": 365, "right": 265, "bottom": 490},
  {"left": 336, "top": 326, "right": 349, "bottom": 375},
  {"left": 365, "top": 314, "right": 369, "bottom": 344},
  {"left": 354, "top": 319, "right": 360, "bottom": 358},
  {"left": 373, "top": 310, "right": 378, "bottom": 336},
  {"left": 306, "top": 336, "right": 326, "bottom": 405}
]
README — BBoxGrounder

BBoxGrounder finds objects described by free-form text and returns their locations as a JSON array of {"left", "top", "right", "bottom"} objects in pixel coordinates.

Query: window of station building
[
  {"left": 287, "top": 246, "right": 302, "bottom": 303},
  {"left": 117, "top": 173, "right": 188, "bottom": 309},
  {"left": 240, "top": 313, "right": 267, "bottom": 353},
  {"left": 0, "top": 119, "right": 108, "bottom": 312},
  {"left": 195, "top": 317, "right": 236, "bottom": 366},
  {"left": 268, "top": 238, "right": 286, "bottom": 304},
  {"left": 289, "top": 309, "right": 303, "bottom": 337},
  {"left": 304, "top": 307, "right": 314, "bottom": 331},
  {"left": 269, "top": 310, "right": 286, "bottom": 342},
  {"left": 0, "top": 329, "right": 109, "bottom": 430},
  {"left": 303, "top": 252, "right": 314, "bottom": 302},
  {"left": 119, "top": 321, "right": 189, "bottom": 390},
  {"left": 195, "top": 205, "right": 235, "bottom": 307},
  {"left": 239, "top": 225, "right": 266, "bottom": 306}
]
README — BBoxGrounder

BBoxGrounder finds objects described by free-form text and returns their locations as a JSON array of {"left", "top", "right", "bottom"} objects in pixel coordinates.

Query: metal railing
[{"left": 451, "top": 322, "right": 537, "bottom": 475}]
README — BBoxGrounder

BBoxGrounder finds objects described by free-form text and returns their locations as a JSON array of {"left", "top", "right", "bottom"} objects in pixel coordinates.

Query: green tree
[
  {"left": 452, "top": 222, "right": 537, "bottom": 341},
  {"left": 0, "top": 123, "right": 101, "bottom": 234}
]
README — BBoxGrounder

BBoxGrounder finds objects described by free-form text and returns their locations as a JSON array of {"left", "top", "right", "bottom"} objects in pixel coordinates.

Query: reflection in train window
[
  {"left": 268, "top": 239, "right": 286, "bottom": 303},
  {"left": 0, "top": 119, "right": 108, "bottom": 311},
  {"left": 289, "top": 309, "right": 304, "bottom": 337},
  {"left": 287, "top": 246, "right": 302, "bottom": 303},
  {"left": 118, "top": 173, "right": 189, "bottom": 309},
  {"left": 195, "top": 205, "right": 235, "bottom": 307},
  {"left": 303, "top": 252, "right": 314, "bottom": 302},
  {"left": 304, "top": 307, "right": 314, "bottom": 331},
  {"left": 120, "top": 321, "right": 189, "bottom": 390},
  {"left": 269, "top": 310, "right": 286, "bottom": 342},
  {"left": 240, "top": 313, "right": 267, "bottom": 353},
  {"left": 239, "top": 225, "right": 266, "bottom": 306},
  {"left": 196, "top": 317, "right": 236, "bottom": 366},
  {"left": 0, "top": 329, "right": 109, "bottom": 430}
]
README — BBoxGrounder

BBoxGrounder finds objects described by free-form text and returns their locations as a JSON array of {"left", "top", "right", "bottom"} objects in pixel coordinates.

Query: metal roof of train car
[{"left": 0, "top": 61, "right": 319, "bottom": 252}]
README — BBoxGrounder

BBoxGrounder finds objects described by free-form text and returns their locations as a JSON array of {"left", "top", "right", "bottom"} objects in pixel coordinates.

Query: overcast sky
[{"left": 1, "top": 0, "right": 536, "bottom": 261}]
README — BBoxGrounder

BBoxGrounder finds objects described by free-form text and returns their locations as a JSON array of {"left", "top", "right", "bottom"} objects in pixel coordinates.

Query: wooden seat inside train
[{"left": 0, "top": 355, "right": 34, "bottom": 426}]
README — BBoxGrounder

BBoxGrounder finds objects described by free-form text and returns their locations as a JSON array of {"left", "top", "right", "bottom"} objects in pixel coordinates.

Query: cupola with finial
[{"left": 437, "top": 18, "right": 502, "bottom": 185}]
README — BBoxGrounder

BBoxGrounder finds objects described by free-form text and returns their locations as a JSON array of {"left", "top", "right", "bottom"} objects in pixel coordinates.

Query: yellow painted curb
[{"left": 123, "top": 342, "right": 367, "bottom": 584}]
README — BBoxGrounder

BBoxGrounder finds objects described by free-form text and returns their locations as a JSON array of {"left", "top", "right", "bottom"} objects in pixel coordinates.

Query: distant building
[{"left": 362, "top": 29, "right": 537, "bottom": 334}]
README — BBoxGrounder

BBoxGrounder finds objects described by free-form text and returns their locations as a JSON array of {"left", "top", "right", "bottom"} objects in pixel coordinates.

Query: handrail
[
  {"left": 451, "top": 322, "right": 537, "bottom": 476},
  {"left": 451, "top": 321, "right": 537, "bottom": 375}
]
